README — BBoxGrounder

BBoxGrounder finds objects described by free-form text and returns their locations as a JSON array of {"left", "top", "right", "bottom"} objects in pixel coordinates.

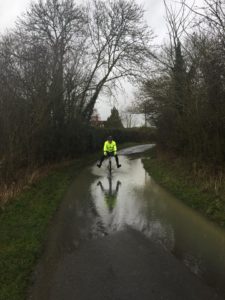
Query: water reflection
[
  {"left": 91, "top": 155, "right": 225, "bottom": 296},
  {"left": 92, "top": 156, "right": 174, "bottom": 243},
  {"left": 91, "top": 156, "right": 150, "bottom": 233},
  {"left": 97, "top": 179, "right": 121, "bottom": 212}
]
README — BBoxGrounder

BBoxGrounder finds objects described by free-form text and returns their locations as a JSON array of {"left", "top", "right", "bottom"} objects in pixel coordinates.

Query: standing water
[{"left": 91, "top": 146, "right": 225, "bottom": 296}]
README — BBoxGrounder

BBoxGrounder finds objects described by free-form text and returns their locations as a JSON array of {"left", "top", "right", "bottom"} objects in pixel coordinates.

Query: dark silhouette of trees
[{"left": 105, "top": 107, "right": 124, "bottom": 129}]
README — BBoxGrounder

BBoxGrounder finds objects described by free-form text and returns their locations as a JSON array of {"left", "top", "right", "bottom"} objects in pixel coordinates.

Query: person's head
[{"left": 107, "top": 136, "right": 113, "bottom": 143}]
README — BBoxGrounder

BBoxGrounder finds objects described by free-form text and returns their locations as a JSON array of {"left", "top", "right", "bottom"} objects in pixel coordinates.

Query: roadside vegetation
[
  {"left": 143, "top": 147, "right": 225, "bottom": 228},
  {"left": 0, "top": 160, "right": 83, "bottom": 300}
]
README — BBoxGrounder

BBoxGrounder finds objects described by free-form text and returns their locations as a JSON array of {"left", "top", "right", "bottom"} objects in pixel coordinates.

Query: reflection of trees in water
[
  {"left": 139, "top": 184, "right": 175, "bottom": 251},
  {"left": 97, "top": 178, "right": 121, "bottom": 212}
]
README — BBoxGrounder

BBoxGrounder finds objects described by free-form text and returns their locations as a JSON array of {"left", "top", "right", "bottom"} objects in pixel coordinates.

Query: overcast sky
[
  {"left": 0, "top": 0, "right": 167, "bottom": 36},
  {"left": 0, "top": 0, "right": 180, "bottom": 122}
]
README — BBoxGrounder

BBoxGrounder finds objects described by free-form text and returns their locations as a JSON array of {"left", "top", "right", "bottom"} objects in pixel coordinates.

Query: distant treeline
[
  {"left": 0, "top": 0, "right": 153, "bottom": 183},
  {"left": 138, "top": 0, "right": 225, "bottom": 168}
]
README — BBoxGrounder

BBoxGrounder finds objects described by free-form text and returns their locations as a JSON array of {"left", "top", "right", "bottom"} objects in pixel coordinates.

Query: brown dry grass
[
  {"left": 156, "top": 147, "right": 225, "bottom": 197},
  {"left": 0, "top": 159, "right": 75, "bottom": 208}
]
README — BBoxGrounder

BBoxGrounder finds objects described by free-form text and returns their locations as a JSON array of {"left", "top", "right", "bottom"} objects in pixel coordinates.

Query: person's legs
[
  {"left": 97, "top": 155, "right": 105, "bottom": 167},
  {"left": 97, "top": 152, "right": 121, "bottom": 168},
  {"left": 97, "top": 153, "right": 108, "bottom": 167},
  {"left": 114, "top": 155, "right": 121, "bottom": 168}
]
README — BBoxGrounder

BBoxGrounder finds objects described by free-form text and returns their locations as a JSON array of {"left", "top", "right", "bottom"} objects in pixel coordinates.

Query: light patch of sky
[{"left": 0, "top": 0, "right": 30, "bottom": 32}]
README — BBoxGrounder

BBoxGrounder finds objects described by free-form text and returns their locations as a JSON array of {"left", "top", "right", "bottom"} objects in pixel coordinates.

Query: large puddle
[{"left": 90, "top": 148, "right": 225, "bottom": 296}]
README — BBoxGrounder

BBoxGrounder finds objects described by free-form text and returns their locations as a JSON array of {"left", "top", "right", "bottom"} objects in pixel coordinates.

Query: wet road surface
[{"left": 28, "top": 145, "right": 225, "bottom": 300}]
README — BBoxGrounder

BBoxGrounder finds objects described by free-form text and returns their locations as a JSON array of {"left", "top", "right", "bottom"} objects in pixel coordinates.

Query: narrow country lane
[{"left": 28, "top": 145, "right": 225, "bottom": 300}]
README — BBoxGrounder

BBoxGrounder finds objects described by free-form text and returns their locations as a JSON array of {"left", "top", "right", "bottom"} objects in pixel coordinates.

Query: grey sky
[
  {"left": 0, "top": 0, "right": 30, "bottom": 32},
  {"left": 0, "top": 0, "right": 167, "bottom": 35}
]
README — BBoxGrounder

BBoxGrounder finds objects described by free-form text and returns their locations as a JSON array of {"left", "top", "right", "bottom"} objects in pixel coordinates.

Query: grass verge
[
  {"left": 142, "top": 147, "right": 225, "bottom": 229},
  {"left": 0, "top": 159, "right": 88, "bottom": 300}
]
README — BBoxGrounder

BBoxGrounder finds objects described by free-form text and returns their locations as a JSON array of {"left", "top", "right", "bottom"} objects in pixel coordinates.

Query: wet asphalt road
[{"left": 28, "top": 145, "right": 224, "bottom": 300}]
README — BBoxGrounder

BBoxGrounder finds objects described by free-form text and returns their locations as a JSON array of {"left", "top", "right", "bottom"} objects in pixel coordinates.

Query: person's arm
[
  {"left": 114, "top": 141, "right": 117, "bottom": 155},
  {"left": 104, "top": 141, "right": 107, "bottom": 155}
]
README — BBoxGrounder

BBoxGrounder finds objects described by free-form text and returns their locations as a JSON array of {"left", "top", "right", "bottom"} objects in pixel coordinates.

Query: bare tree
[
  {"left": 16, "top": 0, "right": 86, "bottom": 128},
  {"left": 182, "top": 0, "right": 225, "bottom": 40},
  {"left": 79, "top": 0, "right": 154, "bottom": 121}
]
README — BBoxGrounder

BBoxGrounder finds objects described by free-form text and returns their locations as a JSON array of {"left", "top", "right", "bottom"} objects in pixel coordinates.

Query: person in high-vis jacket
[{"left": 97, "top": 136, "right": 121, "bottom": 168}]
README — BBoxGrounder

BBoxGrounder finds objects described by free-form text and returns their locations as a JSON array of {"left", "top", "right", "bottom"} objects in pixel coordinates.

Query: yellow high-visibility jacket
[{"left": 103, "top": 140, "right": 117, "bottom": 154}]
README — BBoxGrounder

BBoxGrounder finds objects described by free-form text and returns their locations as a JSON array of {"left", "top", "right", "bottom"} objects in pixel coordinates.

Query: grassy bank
[
  {"left": 0, "top": 159, "right": 88, "bottom": 300},
  {"left": 142, "top": 147, "right": 225, "bottom": 229},
  {"left": 0, "top": 142, "right": 139, "bottom": 300}
]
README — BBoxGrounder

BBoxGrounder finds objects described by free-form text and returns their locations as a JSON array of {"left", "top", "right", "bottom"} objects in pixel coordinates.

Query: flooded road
[{"left": 29, "top": 145, "right": 225, "bottom": 300}]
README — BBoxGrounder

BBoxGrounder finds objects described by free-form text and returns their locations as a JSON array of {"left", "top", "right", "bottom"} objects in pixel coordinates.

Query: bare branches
[
  {"left": 164, "top": 0, "right": 195, "bottom": 46},
  {"left": 182, "top": 0, "right": 225, "bottom": 38},
  {"left": 80, "top": 0, "right": 154, "bottom": 120}
]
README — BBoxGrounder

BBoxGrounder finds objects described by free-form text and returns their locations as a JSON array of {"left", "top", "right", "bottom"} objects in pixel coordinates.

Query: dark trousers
[{"left": 99, "top": 152, "right": 120, "bottom": 166}]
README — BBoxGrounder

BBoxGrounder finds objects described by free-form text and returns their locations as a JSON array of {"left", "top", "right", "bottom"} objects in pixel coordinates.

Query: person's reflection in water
[{"left": 97, "top": 178, "right": 121, "bottom": 212}]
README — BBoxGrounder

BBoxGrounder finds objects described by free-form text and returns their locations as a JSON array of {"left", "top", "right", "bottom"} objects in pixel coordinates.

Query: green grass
[
  {"left": 142, "top": 148, "right": 225, "bottom": 228},
  {"left": 0, "top": 159, "right": 86, "bottom": 300}
]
